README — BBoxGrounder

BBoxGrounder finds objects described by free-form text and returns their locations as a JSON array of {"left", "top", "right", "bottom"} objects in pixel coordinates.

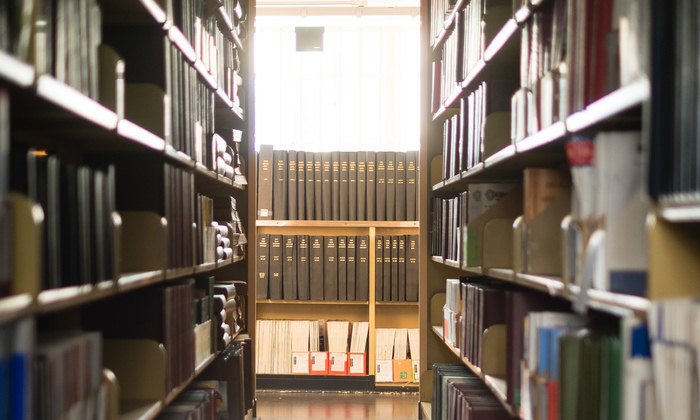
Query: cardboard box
[
  {"left": 375, "top": 360, "right": 393, "bottom": 382},
  {"left": 393, "top": 359, "right": 412, "bottom": 382},
  {"left": 309, "top": 351, "right": 329, "bottom": 374},
  {"left": 291, "top": 352, "right": 310, "bottom": 374},
  {"left": 348, "top": 353, "right": 367, "bottom": 375},
  {"left": 329, "top": 352, "right": 348, "bottom": 375}
]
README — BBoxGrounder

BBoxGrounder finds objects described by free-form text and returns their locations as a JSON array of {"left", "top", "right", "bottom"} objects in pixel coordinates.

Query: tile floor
[{"left": 254, "top": 390, "right": 420, "bottom": 420}]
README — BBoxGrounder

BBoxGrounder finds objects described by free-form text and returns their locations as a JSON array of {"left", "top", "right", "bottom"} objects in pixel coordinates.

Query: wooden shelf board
[
  {"left": 568, "top": 284, "right": 650, "bottom": 317},
  {"left": 139, "top": 0, "right": 167, "bottom": 24},
  {"left": 194, "top": 163, "right": 218, "bottom": 181},
  {"left": 514, "top": 5, "right": 531, "bottom": 23},
  {"left": 432, "top": 180, "right": 445, "bottom": 191},
  {"left": 165, "top": 146, "right": 195, "bottom": 168},
  {"left": 194, "top": 262, "right": 218, "bottom": 274},
  {"left": 659, "top": 203, "right": 700, "bottom": 222},
  {"left": 119, "top": 399, "right": 162, "bottom": 420},
  {"left": 163, "top": 352, "right": 218, "bottom": 406},
  {"left": 484, "top": 19, "right": 519, "bottom": 62},
  {"left": 375, "top": 382, "right": 419, "bottom": 388},
  {"left": 514, "top": 273, "right": 564, "bottom": 296},
  {"left": 460, "top": 60, "right": 487, "bottom": 92},
  {"left": 515, "top": 121, "right": 567, "bottom": 154},
  {"left": 256, "top": 220, "right": 419, "bottom": 228},
  {"left": 168, "top": 26, "right": 196, "bottom": 62},
  {"left": 432, "top": 326, "right": 517, "bottom": 417},
  {"left": 165, "top": 267, "right": 195, "bottom": 280},
  {"left": 420, "top": 401, "right": 432, "bottom": 420},
  {"left": 118, "top": 270, "right": 164, "bottom": 292},
  {"left": 566, "top": 78, "right": 649, "bottom": 133},
  {"left": 0, "top": 50, "right": 35, "bottom": 87},
  {"left": 37, "top": 281, "right": 116, "bottom": 313},
  {"left": 116, "top": 119, "right": 166, "bottom": 152},
  {"left": 430, "top": 0, "right": 463, "bottom": 52},
  {"left": 0, "top": 294, "right": 33, "bottom": 324},
  {"left": 36, "top": 75, "right": 119, "bottom": 130},
  {"left": 486, "top": 268, "right": 515, "bottom": 282},
  {"left": 257, "top": 299, "right": 369, "bottom": 305},
  {"left": 484, "top": 144, "right": 516, "bottom": 168},
  {"left": 375, "top": 301, "right": 420, "bottom": 306},
  {"left": 216, "top": 6, "right": 245, "bottom": 52},
  {"left": 431, "top": 256, "right": 444, "bottom": 264},
  {"left": 444, "top": 259, "right": 460, "bottom": 269},
  {"left": 233, "top": 175, "right": 248, "bottom": 190}
]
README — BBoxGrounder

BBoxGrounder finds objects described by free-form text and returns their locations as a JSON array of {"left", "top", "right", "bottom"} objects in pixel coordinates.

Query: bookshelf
[
  {"left": 0, "top": 0, "right": 257, "bottom": 418},
  {"left": 420, "top": 0, "right": 667, "bottom": 418},
  {"left": 254, "top": 220, "right": 420, "bottom": 389}
]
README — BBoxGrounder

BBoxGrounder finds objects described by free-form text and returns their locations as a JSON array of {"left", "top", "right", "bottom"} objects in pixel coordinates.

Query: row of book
[
  {"left": 0, "top": 0, "right": 102, "bottom": 98},
  {"left": 432, "top": 364, "right": 511, "bottom": 420},
  {"left": 0, "top": 318, "right": 33, "bottom": 419},
  {"left": 375, "top": 328, "right": 420, "bottom": 383},
  {"left": 9, "top": 148, "right": 118, "bottom": 291},
  {"left": 257, "top": 147, "right": 419, "bottom": 221},
  {"left": 661, "top": 0, "right": 700, "bottom": 199},
  {"left": 256, "top": 234, "right": 370, "bottom": 301},
  {"left": 85, "top": 281, "right": 197, "bottom": 394},
  {"left": 161, "top": 337, "right": 253, "bottom": 420},
  {"left": 511, "top": 0, "right": 648, "bottom": 142},
  {"left": 430, "top": 0, "right": 513, "bottom": 112},
  {"left": 255, "top": 319, "right": 370, "bottom": 375},
  {"left": 375, "top": 235, "right": 420, "bottom": 302},
  {"left": 442, "top": 80, "right": 514, "bottom": 178},
  {"left": 431, "top": 182, "right": 516, "bottom": 262},
  {"left": 196, "top": 194, "right": 247, "bottom": 265}
]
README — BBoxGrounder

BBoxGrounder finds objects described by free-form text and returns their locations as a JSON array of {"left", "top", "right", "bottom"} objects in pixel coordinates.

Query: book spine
[
  {"left": 406, "top": 151, "right": 417, "bottom": 221},
  {"left": 321, "top": 152, "right": 332, "bottom": 221},
  {"left": 391, "top": 235, "right": 399, "bottom": 301},
  {"left": 314, "top": 152, "right": 323, "bottom": 221},
  {"left": 348, "top": 152, "right": 357, "bottom": 221},
  {"left": 331, "top": 151, "right": 340, "bottom": 220},
  {"left": 340, "top": 152, "right": 349, "bottom": 220},
  {"left": 297, "top": 235, "right": 310, "bottom": 300},
  {"left": 405, "top": 235, "right": 418, "bottom": 302},
  {"left": 366, "top": 151, "right": 376, "bottom": 221},
  {"left": 357, "top": 236, "right": 369, "bottom": 301},
  {"left": 395, "top": 152, "right": 407, "bottom": 221},
  {"left": 386, "top": 152, "right": 396, "bottom": 221},
  {"left": 357, "top": 152, "right": 367, "bottom": 221},
  {"left": 309, "top": 236, "right": 324, "bottom": 300},
  {"left": 305, "top": 152, "right": 315, "bottom": 220},
  {"left": 272, "top": 150, "right": 287, "bottom": 220},
  {"left": 283, "top": 235, "right": 297, "bottom": 299},
  {"left": 324, "top": 236, "right": 338, "bottom": 300},
  {"left": 398, "top": 235, "right": 406, "bottom": 301},
  {"left": 287, "top": 150, "right": 297, "bottom": 220},
  {"left": 269, "top": 234, "right": 283, "bottom": 299},
  {"left": 375, "top": 235, "right": 383, "bottom": 301},
  {"left": 297, "top": 151, "right": 306, "bottom": 220},
  {"left": 383, "top": 236, "right": 391, "bottom": 301},
  {"left": 337, "top": 236, "right": 347, "bottom": 300},
  {"left": 346, "top": 236, "right": 357, "bottom": 301},
  {"left": 376, "top": 152, "right": 386, "bottom": 221}
]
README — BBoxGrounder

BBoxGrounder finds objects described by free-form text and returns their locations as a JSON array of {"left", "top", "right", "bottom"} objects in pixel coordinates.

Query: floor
[{"left": 254, "top": 390, "right": 420, "bottom": 420}]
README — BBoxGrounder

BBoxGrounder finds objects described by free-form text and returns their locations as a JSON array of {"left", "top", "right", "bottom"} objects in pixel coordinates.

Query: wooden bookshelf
[
  {"left": 0, "top": 0, "right": 255, "bottom": 417},
  {"left": 421, "top": 0, "right": 655, "bottom": 416}
]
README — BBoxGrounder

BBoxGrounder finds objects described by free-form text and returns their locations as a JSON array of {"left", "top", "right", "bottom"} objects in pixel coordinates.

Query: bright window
[{"left": 254, "top": 14, "right": 420, "bottom": 152}]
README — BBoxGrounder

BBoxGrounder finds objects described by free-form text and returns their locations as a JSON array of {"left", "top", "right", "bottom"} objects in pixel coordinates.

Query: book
[
  {"left": 337, "top": 236, "right": 347, "bottom": 300},
  {"left": 376, "top": 152, "right": 386, "bottom": 221},
  {"left": 256, "top": 234, "right": 269, "bottom": 299},
  {"left": 340, "top": 151, "right": 349, "bottom": 220},
  {"left": 375, "top": 235, "right": 384, "bottom": 301},
  {"left": 321, "top": 152, "right": 332, "bottom": 220},
  {"left": 406, "top": 235, "right": 419, "bottom": 302},
  {"left": 348, "top": 152, "right": 357, "bottom": 221},
  {"left": 287, "top": 150, "right": 297, "bottom": 220},
  {"left": 386, "top": 152, "right": 396, "bottom": 221},
  {"left": 269, "top": 234, "right": 283, "bottom": 299},
  {"left": 366, "top": 151, "right": 376, "bottom": 221},
  {"left": 309, "top": 236, "right": 324, "bottom": 300},
  {"left": 324, "top": 236, "right": 338, "bottom": 300},
  {"left": 395, "top": 152, "right": 407, "bottom": 221},
  {"left": 331, "top": 151, "right": 340, "bottom": 220},
  {"left": 523, "top": 168, "right": 571, "bottom": 223},
  {"left": 283, "top": 235, "right": 297, "bottom": 300},
  {"left": 391, "top": 235, "right": 399, "bottom": 301},
  {"left": 305, "top": 151, "right": 315, "bottom": 220},
  {"left": 383, "top": 236, "right": 392, "bottom": 302},
  {"left": 297, "top": 235, "right": 310, "bottom": 300},
  {"left": 272, "top": 150, "right": 287, "bottom": 220},
  {"left": 346, "top": 236, "right": 357, "bottom": 301},
  {"left": 297, "top": 151, "right": 306, "bottom": 220},
  {"left": 406, "top": 151, "right": 417, "bottom": 221},
  {"left": 398, "top": 235, "right": 406, "bottom": 301},
  {"left": 314, "top": 152, "right": 323, "bottom": 221},
  {"left": 357, "top": 236, "right": 370, "bottom": 301},
  {"left": 357, "top": 152, "right": 367, "bottom": 221}
]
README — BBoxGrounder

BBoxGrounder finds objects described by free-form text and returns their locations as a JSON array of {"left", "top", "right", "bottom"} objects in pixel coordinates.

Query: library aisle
[{"left": 254, "top": 391, "right": 419, "bottom": 420}]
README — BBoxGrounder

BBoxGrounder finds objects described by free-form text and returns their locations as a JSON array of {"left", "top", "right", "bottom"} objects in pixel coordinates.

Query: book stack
[
  {"left": 257, "top": 147, "right": 419, "bottom": 221},
  {"left": 114, "top": 158, "right": 196, "bottom": 271},
  {"left": 374, "top": 235, "right": 420, "bottom": 302},
  {"left": 375, "top": 328, "right": 420, "bottom": 383},
  {"left": 9, "top": 148, "right": 118, "bottom": 290},
  {"left": 443, "top": 278, "right": 462, "bottom": 348},
  {"left": 459, "top": 281, "right": 507, "bottom": 366},
  {"left": 84, "top": 281, "right": 196, "bottom": 394},
  {"left": 432, "top": 364, "right": 511, "bottom": 420},
  {"left": 431, "top": 183, "right": 518, "bottom": 263},
  {"left": 256, "top": 234, "right": 371, "bottom": 302},
  {"left": 34, "top": 330, "right": 104, "bottom": 419},
  {"left": 255, "top": 319, "right": 369, "bottom": 376},
  {"left": 0, "top": 0, "right": 103, "bottom": 99},
  {"left": 0, "top": 318, "right": 33, "bottom": 419},
  {"left": 430, "top": 0, "right": 457, "bottom": 41},
  {"left": 565, "top": 132, "right": 648, "bottom": 295},
  {"left": 200, "top": 336, "right": 253, "bottom": 420},
  {"left": 518, "top": 311, "right": 625, "bottom": 420}
]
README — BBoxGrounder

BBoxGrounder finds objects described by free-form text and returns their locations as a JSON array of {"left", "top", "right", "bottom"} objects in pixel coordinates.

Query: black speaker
[{"left": 295, "top": 27, "right": 324, "bottom": 51}]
